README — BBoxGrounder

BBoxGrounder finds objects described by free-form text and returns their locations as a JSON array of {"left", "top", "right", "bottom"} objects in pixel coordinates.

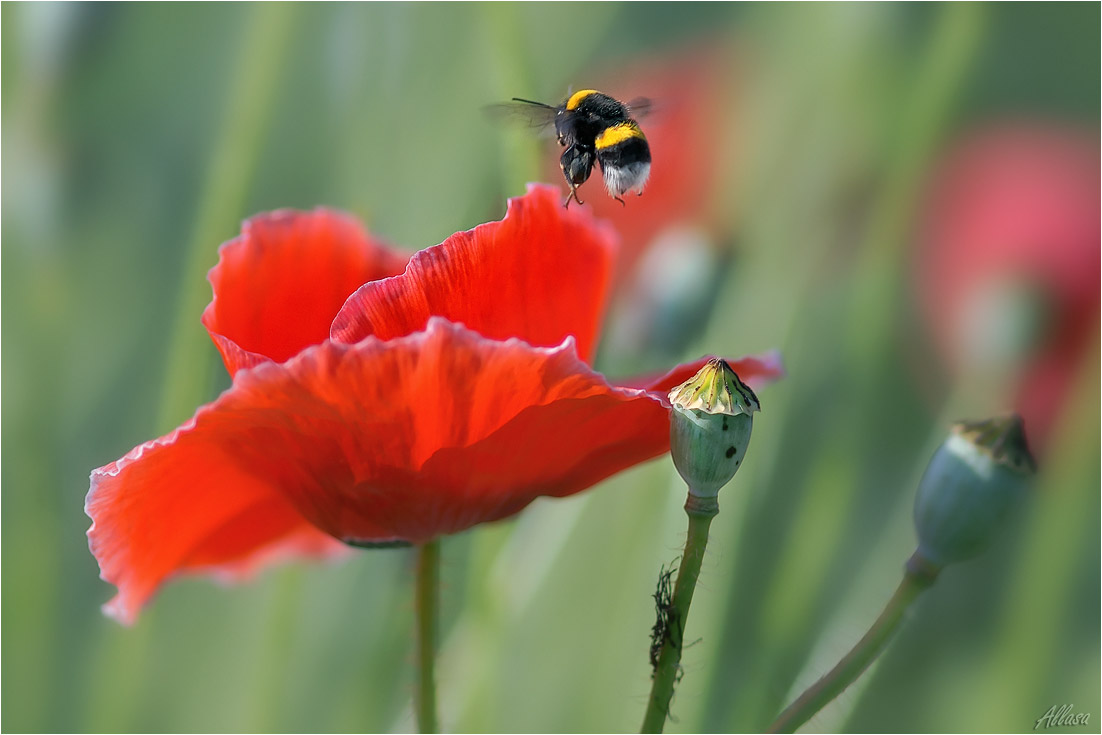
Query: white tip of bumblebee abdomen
[{"left": 603, "top": 161, "right": 650, "bottom": 197}]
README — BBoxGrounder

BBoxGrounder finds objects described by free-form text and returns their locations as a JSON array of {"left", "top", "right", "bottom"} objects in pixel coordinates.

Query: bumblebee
[{"left": 508, "top": 90, "right": 652, "bottom": 207}]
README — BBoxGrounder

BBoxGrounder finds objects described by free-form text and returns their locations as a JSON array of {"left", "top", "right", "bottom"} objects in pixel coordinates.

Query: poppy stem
[
  {"left": 765, "top": 558, "right": 936, "bottom": 733},
  {"left": 415, "top": 539, "right": 440, "bottom": 734},
  {"left": 641, "top": 492, "right": 719, "bottom": 733}
]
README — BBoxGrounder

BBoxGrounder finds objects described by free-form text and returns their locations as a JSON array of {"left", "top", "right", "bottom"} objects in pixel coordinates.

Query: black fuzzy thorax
[{"left": 557, "top": 92, "right": 630, "bottom": 147}]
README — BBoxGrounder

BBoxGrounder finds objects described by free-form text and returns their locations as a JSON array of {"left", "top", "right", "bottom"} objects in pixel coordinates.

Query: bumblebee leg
[
  {"left": 614, "top": 195, "right": 626, "bottom": 207},
  {"left": 563, "top": 184, "right": 584, "bottom": 208},
  {"left": 560, "top": 144, "right": 594, "bottom": 208}
]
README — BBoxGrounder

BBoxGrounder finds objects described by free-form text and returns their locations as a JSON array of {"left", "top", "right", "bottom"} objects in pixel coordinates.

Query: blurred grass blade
[{"left": 156, "top": 3, "right": 298, "bottom": 431}]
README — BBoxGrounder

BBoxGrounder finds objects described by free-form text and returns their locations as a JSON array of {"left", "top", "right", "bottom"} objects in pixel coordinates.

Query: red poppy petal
[
  {"left": 330, "top": 184, "right": 617, "bottom": 363},
  {"left": 86, "top": 318, "right": 675, "bottom": 618},
  {"left": 621, "top": 350, "right": 785, "bottom": 395},
  {"left": 87, "top": 436, "right": 347, "bottom": 625},
  {"left": 232, "top": 318, "right": 672, "bottom": 543},
  {"left": 201, "top": 208, "right": 408, "bottom": 375}
]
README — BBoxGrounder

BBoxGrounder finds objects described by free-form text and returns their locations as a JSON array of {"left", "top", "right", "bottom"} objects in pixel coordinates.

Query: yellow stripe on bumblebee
[
  {"left": 565, "top": 89, "right": 600, "bottom": 111},
  {"left": 595, "top": 121, "right": 646, "bottom": 150}
]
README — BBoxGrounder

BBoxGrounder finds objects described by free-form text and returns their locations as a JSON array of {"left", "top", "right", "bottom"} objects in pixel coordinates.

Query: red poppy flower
[
  {"left": 87, "top": 184, "right": 782, "bottom": 624},
  {"left": 914, "top": 122, "right": 1099, "bottom": 448}
]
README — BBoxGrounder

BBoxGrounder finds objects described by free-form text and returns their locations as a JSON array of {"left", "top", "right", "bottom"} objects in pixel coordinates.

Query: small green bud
[
  {"left": 668, "top": 358, "right": 760, "bottom": 497},
  {"left": 913, "top": 415, "right": 1036, "bottom": 569}
]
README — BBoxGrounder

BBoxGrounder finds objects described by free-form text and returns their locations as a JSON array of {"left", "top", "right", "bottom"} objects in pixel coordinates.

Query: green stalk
[
  {"left": 844, "top": 1, "right": 985, "bottom": 373},
  {"left": 483, "top": 1, "right": 542, "bottom": 199},
  {"left": 641, "top": 494, "right": 719, "bottom": 733},
  {"left": 766, "top": 555, "right": 937, "bottom": 733},
  {"left": 415, "top": 539, "right": 441, "bottom": 734}
]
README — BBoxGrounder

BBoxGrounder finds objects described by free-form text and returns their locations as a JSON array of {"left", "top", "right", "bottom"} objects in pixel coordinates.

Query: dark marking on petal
[
  {"left": 343, "top": 538, "right": 413, "bottom": 549},
  {"left": 726, "top": 446, "right": 737, "bottom": 458}
]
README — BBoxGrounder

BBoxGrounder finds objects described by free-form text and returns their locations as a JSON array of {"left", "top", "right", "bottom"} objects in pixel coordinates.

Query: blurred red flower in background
[
  {"left": 87, "top": 185, "right": 782, "bottom": 623},
  {"left": 914, "top": 122, "right": 1100, "bottom": 448},
  {"left": 543, "top": 45, "right": 738, "bottom": 277},
  {"left": 569, "top": 45, "right": 736, "bottom": 278},
  {"left": 543, "top": 43, "right": 743, "bottom": 363}
]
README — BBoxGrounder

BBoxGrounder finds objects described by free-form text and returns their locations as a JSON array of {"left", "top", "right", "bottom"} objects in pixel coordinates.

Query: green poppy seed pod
[
  {"left": 913, "top": 414, "right": 1036, "bottom": 569},
  {"left": 668, "top": 358, "right": 760, "bottom": 497}
]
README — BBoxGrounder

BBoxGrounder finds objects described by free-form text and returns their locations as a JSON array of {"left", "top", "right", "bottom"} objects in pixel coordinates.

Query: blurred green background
[{"left": 2, "top": 2, "right": 1098, "bottom": 732}]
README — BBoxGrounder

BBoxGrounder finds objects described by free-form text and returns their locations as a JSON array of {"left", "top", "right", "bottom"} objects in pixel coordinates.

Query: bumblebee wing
[
  {"left": 624, "top": 96, "right": 654, "bottom": 120},
  {"left": 484, "top": 99, "right": 559, "bottom": 131}
]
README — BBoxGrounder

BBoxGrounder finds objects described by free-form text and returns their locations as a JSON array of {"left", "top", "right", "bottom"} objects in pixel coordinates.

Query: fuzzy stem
[
  {"left": 641, "top": 493, "right": 719, "bottom": 733},
  {"left": 767, "top": 553, "right": 938, "bottom": 733},
  {"left": 415, "top": 539, "right": 440, "bottom": 734}
]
